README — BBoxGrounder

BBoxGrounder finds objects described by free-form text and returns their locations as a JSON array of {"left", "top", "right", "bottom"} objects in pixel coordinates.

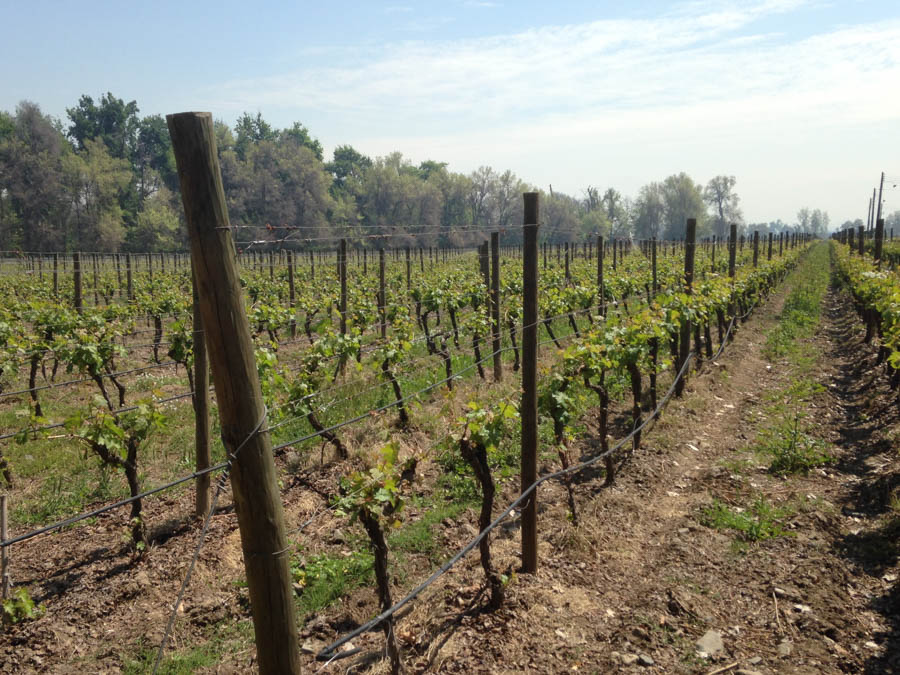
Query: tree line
[{"left": 0, "top": 93, "right": 833, "bottom": 253}]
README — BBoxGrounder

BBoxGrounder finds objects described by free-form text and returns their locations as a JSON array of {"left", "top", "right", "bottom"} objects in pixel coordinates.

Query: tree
[
  {"left": 0, "top": 101, "right": 72, "bottom": 251},
  {"left": 703, "top": 175, "right": 742, "bottom": 238},
  {"left": 66, "top": 92, "right": 139, "bottom": 161},
  {"left": 234, "top": 112, "right": 277, "bottom": 160},
  {"left": 326, "top": 144, "right": 372, "bottom": 197},
  {"left": 661, "top": 173, "right": 706, "bottom": 239},
  {"left": 129, "top": 185, "right": 181, "bottom": 251},
  {"left": 228, "top": 138, "right": 333, "bottom": 242},
  {"left": 63, "top": 138, "right": 132, "bottom": 251},
  {"left": 796, "top": 207, "right": 811, "bottom": 232},
  {"left": 134, "top": 114, "right": 177, "bottom": 203},
  {"left": 809, "top": 209, "right": 829, "bottom": 236},
  {"left": 633, "top": 182, "right": 665, "bottom": 240},
  {"left": 280, "top": 122, "right": 323, "bottom": 161},
  {"left": 601, "top": 188, "right": 630, "bottom": 238}
]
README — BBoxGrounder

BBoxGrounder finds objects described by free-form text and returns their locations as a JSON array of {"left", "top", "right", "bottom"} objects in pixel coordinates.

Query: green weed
[
  {"left": 700, "top": 496, "right": 793, "bottom": 542},
  {"left": 292, "top": 550, "right": 374, "bottom": 617}
]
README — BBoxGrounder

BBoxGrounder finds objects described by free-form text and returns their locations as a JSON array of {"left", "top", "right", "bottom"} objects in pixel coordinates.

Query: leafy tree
[
  {"left": 62, "top": 138, "right": 132, "bottom": 250},
  {"left": 0, "top": 101, "right": 72, "bottom": 250},
  {"left": 661, "top": 172, "right": 707, "bottom": 239},
  {"left": 703, "top": 175, "right": 742, "bottom": 238},
  {"left": 66, "top": 92, "right": 139, "bottom": 161},
  {"left": 129, "top": 185, "right": 182, "bottom": 251},
  {"left": 796, "top": 207, "right": 811, "bottom": 232},
  {"left": 808, "top": 208, "right": 829, "bottom": 236},
  {"left": 633, "top": 182, "right": 665, "bottom": 239},
  {"left": 417, "top": 159, "right": 447, "bottom": 181},
  {"left": 601, "top": 188, "right": 630, "bottom": 238},
  {"left": 234, "top": 111, "right": 277, "bottom": 160},
  {"left": 134, "top": 114, "right": 177, "bottom": 201},
  {"left": 280, "top": 121, "right": 323, "bottom": 161},
  {"left": 326, "top": 144, "right": 372, "bottom": 197}
]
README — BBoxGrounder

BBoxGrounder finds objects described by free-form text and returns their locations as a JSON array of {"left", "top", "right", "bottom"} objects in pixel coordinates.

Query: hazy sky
[{"left": 3, "top": 0, "right": 899, "bottom": 226}]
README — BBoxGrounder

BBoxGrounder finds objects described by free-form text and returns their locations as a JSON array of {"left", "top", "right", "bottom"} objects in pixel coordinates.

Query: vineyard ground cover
[
  {"left": 367, "top": 241, "right": 897, "bottom": 674},
  {"left": 0, "top": 242, "right": 836, "bottom": 672}
]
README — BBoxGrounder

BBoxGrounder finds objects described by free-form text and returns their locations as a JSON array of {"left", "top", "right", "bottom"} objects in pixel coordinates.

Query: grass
[
  {"left": 292, "top": 549, "right": 375, "bottom": 618},
  {"left": 700, "top": 495, "right": 793, "bottom": 543},
  {"left": 753, "top": 242, "right": 834, "bottom": 475},
  {"left": 122, "top": 619, "right": 254, "bottom": 674},
  {"left": 755, "top": 413, "right": 833, "bottom": 476}
]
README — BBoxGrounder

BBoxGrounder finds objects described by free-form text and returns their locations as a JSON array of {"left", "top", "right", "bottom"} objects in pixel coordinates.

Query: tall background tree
[{"left": 703, "top": 175, "right": 742, "bottom": 237}]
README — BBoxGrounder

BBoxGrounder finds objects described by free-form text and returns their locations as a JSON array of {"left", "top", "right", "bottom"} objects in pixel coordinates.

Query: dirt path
[{"left": 388, "top": 247, "right": 899, "bottom": 674}]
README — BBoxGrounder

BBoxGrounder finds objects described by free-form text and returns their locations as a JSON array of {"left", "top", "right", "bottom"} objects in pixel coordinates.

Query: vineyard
[{"left": 0, "top": 160, "right": 898, "bottom": 671}]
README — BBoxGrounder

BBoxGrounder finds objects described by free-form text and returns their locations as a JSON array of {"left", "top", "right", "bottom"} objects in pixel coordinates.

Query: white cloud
[{"left": 204, "top": 0, "right": 900, "bottom": 223}]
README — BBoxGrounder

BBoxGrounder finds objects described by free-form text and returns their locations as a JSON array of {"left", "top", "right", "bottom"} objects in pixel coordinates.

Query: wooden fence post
[
  {"left": 73, "top": 252, "right": 83, "bottom": 312},
  {"left": 597, "top": 235, "right": 604, "bottom": 316},
  {"left": 491, "top": 231, "right": 502, "bottom": 382},
  {"left": 1, "top": 494, "right": 8, "bottom": 600},
  {"left": 521, "top": 193, "right": 539, "bottom": 574},
  {"left": 858, "top": 225, "right": 865, "bottom": 256},
  {"left": 192, "top": 268, "right": 210, "bottom": 518},
  {"left": 53, "top": 253, "right": 59, "bottom": 298},
  {"left": 339, "top": 239, "right": 348, "bottom": 337},
  {"left": 676, "top": 219, "right": 697, "bottom": 397},
  {"left": 287, "top": 251, "right": 296, "bottom": 338},
  {"left": 167, "top": 112, "right": 300, "bottom": 675},
  {"left": 379, "top": 248, "right": 387, "bottom": 340},
  {"left": 875, "top": 218, "right": 885, "bottom": 267},
  {"left": 752, "top": 231, "right": 759, "bottom": 267}
]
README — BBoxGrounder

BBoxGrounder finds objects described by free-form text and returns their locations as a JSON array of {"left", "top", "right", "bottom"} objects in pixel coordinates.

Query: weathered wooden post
[
  {"left": 73, "top": 252, "right": 83, "bottom": 312},
  {"left": 597, "top": 235, "right": 604, "bottom": 316},
  {"left": 192, "top": 269, "right": 210, "bottom": 519},
  {"left": 675, "top": 219, "right": 696, "bottom": 397},
  {"left": 521, "top": 193, "right": 539, "bottom": 574},
  {"left": 379, "top": 248, "right": 387, "bottom": 340},
  {"left": 167, "top": 112, "right": 300, "bottom": 675},
  {"left": 491, "top": 231, "right": 502, "bottom": 382},
  {"left": 875, "top": 218, "right": 885, "bottom": 267},
  {"left": 1, "top": 494, "right": 8, "bottom": 599}
]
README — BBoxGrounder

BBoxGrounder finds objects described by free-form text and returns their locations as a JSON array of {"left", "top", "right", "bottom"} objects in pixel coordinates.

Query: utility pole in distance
[{"left": 167, "top": 112, "right": 300, "bottom": 675}]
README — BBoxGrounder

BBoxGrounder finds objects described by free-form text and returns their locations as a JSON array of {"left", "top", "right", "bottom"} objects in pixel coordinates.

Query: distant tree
[
  {"left": 809, "top": 209, "right": 829, "bottom": 236},
  {"left": 599, "top": 188, "right": 630, "bottom": 238},
  {"left": 796, "top": 207, "right": 811, "bottom": 232},
  {"left": 234, "top": 112, "right": 277, "bottom": 160},
  {"left": 326, "top": 144, "right": 373, "bottom": 196},
  {"left": 280, "top": 121, "right": 323, "bottom": 161},
  {"left": 703, "top": 175, "right": 742, "bottom": 238},
  {"left": 0, "top": 101, "right": 72, "bottom": 250},
  {"left": 134, "top": 114, "right": 177, "bottom": 203},
  {"left": 633, "top": 182, "right": 665, "bottom": 240},
  {"left": 885, "top": 211, "right": 900, "bottom": 231},
  {"left": 417, "top": 160, "right": 448, "bottom": 181},
  {"left": 661, "top": 173, "right": 706, "bottom": 239},
  {"left": 62, "top": 138, "right": 132, "bottom": 251},
  {"left": 129, "top": 186, "right": 181, "bottom": 251},
  {"left": 66, "top": 92, "right": 139, "bottom": 161}
]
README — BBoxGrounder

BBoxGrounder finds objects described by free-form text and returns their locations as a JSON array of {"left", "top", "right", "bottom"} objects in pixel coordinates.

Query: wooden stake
[
  {"left": 192, "top": 269, "right": 210, "bottom": 519},
  {"left": 491, "top": 231, "right": 502, "bottom": 382},
  {"left": 676, "top": 219, "right": 696, "bottom": 397},
  {"left": 73, "top": 252, "right": 83, "bottom": 312},
  {"left": 167, "top": 112, "right": 300, "bottom": 675},
  {"left": 1, "top": 494, "right": 8, "bottom": 600},
  {"left": 521, "top": 193, "right": 539, "bottom": 574}
]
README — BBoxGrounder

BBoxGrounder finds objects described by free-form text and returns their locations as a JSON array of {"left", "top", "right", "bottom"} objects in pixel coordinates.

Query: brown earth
[{"left": 1, "top": 253, "right": 899, "bottom": 674}]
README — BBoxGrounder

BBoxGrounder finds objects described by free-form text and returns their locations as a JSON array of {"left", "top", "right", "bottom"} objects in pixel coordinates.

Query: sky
[{"left": 2, "top": 0, "right": 899, "bottom": 226}]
